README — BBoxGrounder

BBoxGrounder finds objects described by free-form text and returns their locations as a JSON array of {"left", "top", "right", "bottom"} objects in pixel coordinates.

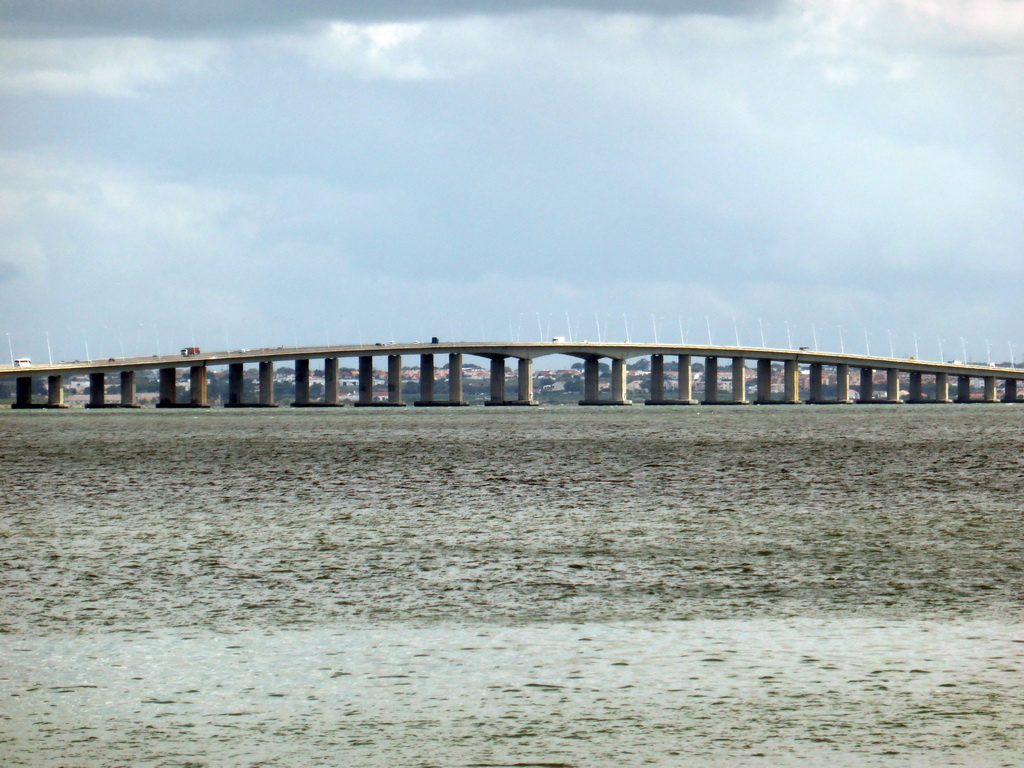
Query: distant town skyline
[{"left": 2, "top": 0, "right": 1022, "bottom": 365}]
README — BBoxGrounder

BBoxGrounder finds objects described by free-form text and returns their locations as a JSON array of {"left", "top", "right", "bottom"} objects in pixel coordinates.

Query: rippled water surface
[{"left": 2, "top": 406, "right": 1023, "bottom": 766}]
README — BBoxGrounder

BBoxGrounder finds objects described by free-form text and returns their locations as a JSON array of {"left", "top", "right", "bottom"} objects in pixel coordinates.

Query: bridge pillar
[
  {"left": 324, "top": 358, "right": 339, "bottom": 405},
  {"left": 984, "top": 376, "right": 997, "bottom": 403},
  {"left": 47, "top": 374, "right": 67, "bottom": 408},
  {"left": 1002, "top": 379, "right": 1018, "bottom": 403},
  {"left": 783, "top": 360, "right": 799, "bottom": 403},
  {"left": 885, "top": 368, "right": 901, "bottom": 403},
  {"left": 515, "top": 358, "right": 537, "bottom": 405},
  {"left": 678, "top": 355, "right": 696, "bottom": 403},
  {"left": 158, "top": 368, "right": 176, "bottom": 407},
  {"left": 702, "top": 357, "right": 718, "bottom": 404},
  {"left": 610, "top": 358, "right": 630, "bottom": 404},
  {"left": 836, "top": 364, "right": 851, "bottom": 403},
  {"left": 579, "top": 358, "right": 598, "bottom": 404},
  {"left": 387, "top": 355, "right": 404, "bottom": 405},
  {"left": 448, "top": 353, "right": 467, "bottom": 405},
  {"left": 956, "top": 375, "right": 971, "bottom": 403},
  {"left": 808, "top": 362, "right": 823, "bottom": 403},
  {"left": 293, "top": 359, "right": 310, "bottom": 406},
  {"left": 87, "top": 372, "right": 107, "bottom": 408},
  {"left": 357, "top": 356, "right": 373, "bottom": 405},
  {"left": 227, "top": 363, "right": 244, "bottom": 406},
  {"left": 189, "top": 365, "right": 209, "bottom": 407},
  {"left": 731, "top": 357, "right": 748, "bottom": 404},
  {"left": 907, "top": 371, "right": 924, "bottom": 403},
  {"left": 486, "top": 357, "right": 506, "bottom": 405},
  {"left": 755, "top": 359, "right": 772, "bottom": 404},
  {"left": 13, "top": 376, "right": 33, "bottom": 408},
  {"left": 419, "top": 354, "right": 437, "bottom": 405},
  {"left": 858, "top": 367, "right": 874, "bottom": 403},
  {"left": 650, "top": 354, "right": 665, "bottom": 402},
  {"left": 934, "top": 372, "right": 951, "bottom": 403},
  {"left": 646, "top": 354, "right": 695, "bottom": 405},
  {"left": 259, "top": 361, "right": 276, "bottom": 406},
  {"left": 119, "top": 371, "right": 138, "bottom": 407}
]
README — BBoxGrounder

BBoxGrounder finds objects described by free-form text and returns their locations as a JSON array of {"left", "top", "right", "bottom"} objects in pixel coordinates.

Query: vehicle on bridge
[
  {"left": 181, "top": 347, "right": 201, "bottom": 357},
  {"left": 13, "top": 358, "right": 31, "bottom": 367}
]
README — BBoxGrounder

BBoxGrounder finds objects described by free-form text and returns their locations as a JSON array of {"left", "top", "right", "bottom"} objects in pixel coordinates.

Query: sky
[{"left": 1, "top": 0, "right": 1022, "bottom": 365}]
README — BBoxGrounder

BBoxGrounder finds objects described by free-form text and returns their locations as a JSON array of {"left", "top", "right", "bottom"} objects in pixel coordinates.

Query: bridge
[{"left": 2, "top": 341, "right": 1022, "bottom": 408}]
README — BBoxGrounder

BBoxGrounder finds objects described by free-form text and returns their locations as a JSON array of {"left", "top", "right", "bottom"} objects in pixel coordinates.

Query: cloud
[
  {"left": 0, "top": 152, "right": 259, "bottom": 288},
  {"left": 0, "top": 2, "right": 1021, "bottom": 361},
  {"left": 0, "top": 37, "right": 221, "bottom": 96},
  {"left": 0, "top": 0, "right": 783, "bottom": 38},
  {"left": 792, "top": 0, "right": 1024, "bottom": 64},
  {"left": 286, "top": 21, "right": 454, "bottom": 81}
]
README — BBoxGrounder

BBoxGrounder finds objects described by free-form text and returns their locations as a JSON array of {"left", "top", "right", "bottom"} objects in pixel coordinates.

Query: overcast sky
[{"left": 2, "top": 0, "right": 1022, "bottom": 364}]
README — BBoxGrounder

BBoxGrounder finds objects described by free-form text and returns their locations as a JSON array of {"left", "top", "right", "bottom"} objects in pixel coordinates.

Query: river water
[{"left": 1, "top": 406, "right": 1022, "bottom": 767}]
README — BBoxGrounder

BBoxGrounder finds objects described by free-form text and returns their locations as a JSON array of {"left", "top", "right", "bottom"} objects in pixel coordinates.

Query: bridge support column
[
  {"left": 189, "top": 365, "right": 209, "bottom": 407},
  {"left": 513, "top": 358, "right": 538, "bottom": 405},
  {"left": 646, "top": 353, "right": 695, "bottom": 404},
  {"left": 956, "top": 375, "right": 971, "bottom": 403},
  {"left": 324, "top": 358, "right": 339, "bottom": 405},
  {"left": 580, "top": 358, "right": 601, "bottom": 404},
  {"left": 13, "top": 376, "right": 34, "bottom": 408},
  {"left": 485, "top": 357, "right": 506, "bottom": 405},
  {"left": 678, "top": 355, "right": 696, "bottom": 403},
  {"left": 755, "top": 359, "right": 772, "bottom": 404},
  {"left": 259, "top": 361, "right": 276, "bottom": 406},
  {"left": 448, "top": 353, "right": 467, "bottom": 405},
  {"left": 418, "top": 354, "right": 437, "bottom": 406},
  {"left": 934, "top": 373, "right": 951, "bottom": 403},
  {"left": 610, "top": 358, "right": 630, "bottom": 405},
  {"left": 119, "top": 371, "right": 138, "bottom": 408},
  {"left": 984, "top": 376, "right": 997, "bottom": 403},
  {"left": 1002, "top": 379, "right": 1018, "bottom": 403},
  {"left": 387, "top": 355, "right": 405, "bottom": 406},
  {"left": 907, "top": 371, "right": 924, "bottom": 403},
  {"left": 292, "top": 359, "right": 310, "bottom": 406},
  {"left": 836, "top": 364, "right": 851, "bottom": 403},
  {"left": 886, "top": 369, "right": 901, "bottom": 404},
  {"left": 158, "top": 369, "right": 177, "bottom": 407},
  {"left": 807, "top": 363, "right": 823, "bottom": 403},
  {"left": 86, "top": 373, "right": 107, "bottom": 408},
  {"left": 354, "top": 355, "right": 403, "bottom": 407},
  {"left": 226, "top": 363, "right": 244, "bottom": 406},
  {"left": 356, "top": 356, "right": 374, "bottom": 406},
  {"left": 731, "top": 357, "right": 748, "bottom": 404},
  {"left": 858, "top": 367, "right": 874, "bottom": 404},
  {"left": 784, "top": 360, "right": 799, "bottom": 403},
  {"left": 649, "top": 354, "right": 665, "bottom": 402},
  {"left": 702, "top": 357, "right": 718, "bottom": 404},
  {"left": 48, "top": 375, "right": 67, "bottom": 408}
]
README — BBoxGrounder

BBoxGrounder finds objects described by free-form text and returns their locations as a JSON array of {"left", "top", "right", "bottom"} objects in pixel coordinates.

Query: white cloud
[
  {"left": 275, "top": 17, "right": 518, "bottom": 81},
  {"left": 791, "top": 0, "right": 1024, "bottom": 79},
  {"left": 0, "top": 152, "right": 260, "bottom": 306},
  {"left": 0, "top": 4, "right": 1021, "bottom": 359},
  {"left": 0, "top": 37, "right": 221, "bottom": 97}
]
